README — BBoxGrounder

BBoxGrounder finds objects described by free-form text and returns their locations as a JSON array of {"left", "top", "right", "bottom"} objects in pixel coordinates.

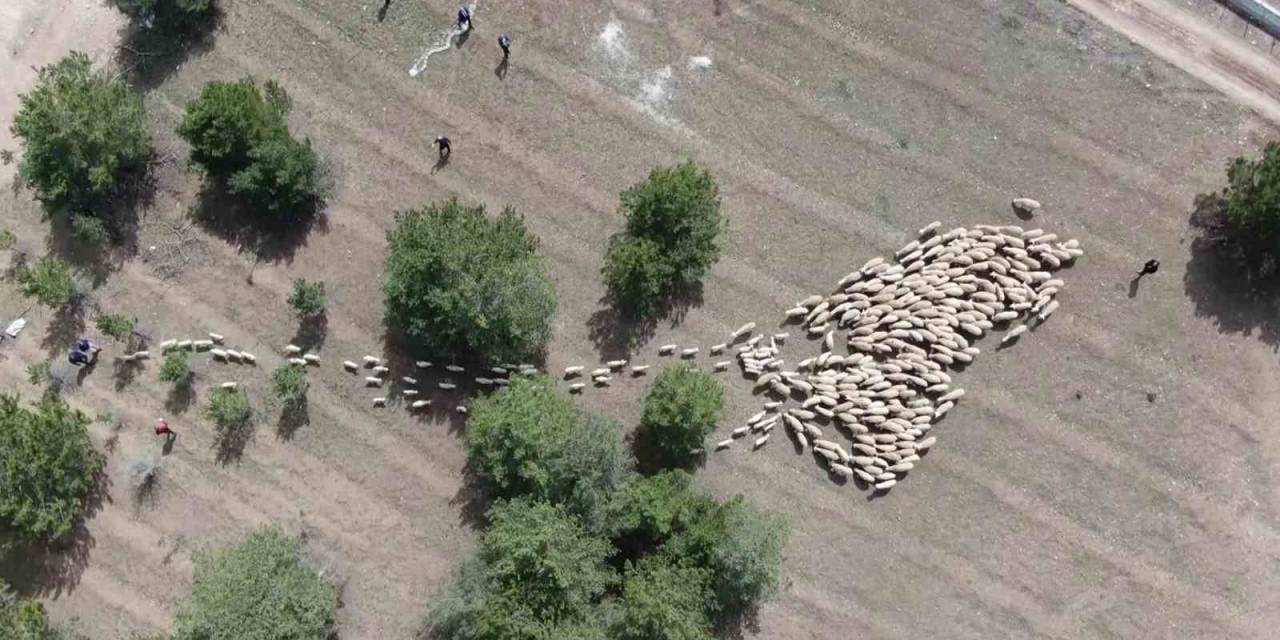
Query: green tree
[
  {"left": 1224, "top": 142, "right": 1280, "bottom": 259},
  {"left": 638, "top": 366, "right": 723, "bottom": 467},
  {"left": 0, "top": 394, "right": 104, "bottom": 544},
  {"left": 614, "top": 556, "right": 714, "bottom": 640},
  {"left": 465, "top": 376, "right": 632, "bottom": 530},
  {"left": 158, "top": 351, "right": 192, "bottom": 384},
  {"left": 114, "top": 0, "right": 214, "bottom": 31},
  {"left": 71, "top": 213, "right": 108, "bottom": 245},
  {"left": 286, "top": 279, "right": 326, "bottom": 318},
  {"left": 0, "top": 592, "right": 58, "bottom": 640},
  {"left": 608, "top": 471, "right": 712, "bottom": 548},
  {"left": 383, "top": 200, "right": 556, "bottom": 363},
  {"left": 95, "top": 313, "right": 135, "bottom": 341},
  {"left": 10, "top": 52, "right": 147, "bottom": 218},
  {"left": 667, "top": 496, "right": 787, "bottom": 615},
  {"left": 271, "top": 364, "right": 308, "bottom": 408},
  {"left": 17, "top": 257, "right": 76, "bottom": 308},
  {"left": 174, "top": 528, "right": 336, "bottom": 640},
  {"left": 604, "top": 162, "right": 724, "bottom": 317},
  {"left": 204, "top": 387, "right": 251, "bottom": 438},
  {"left": 177, "top": 79, "right": 319, "bottom": 217}
]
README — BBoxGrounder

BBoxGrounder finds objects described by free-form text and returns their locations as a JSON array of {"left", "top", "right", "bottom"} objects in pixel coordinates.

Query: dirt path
[{"left": 1066, "top": 0, "right": 1280, "bottom": 124}]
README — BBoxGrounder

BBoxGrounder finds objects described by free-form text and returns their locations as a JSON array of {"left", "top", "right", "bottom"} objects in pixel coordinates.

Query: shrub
[
  {"left": 271, "top": 364, "right": 308, "bottom": 408},
  {"left": 603, "top": 162, "right": 724, "bottom": 317},
  {"left": 1224, "top": 142, "right": 1280, "bottom": 260},
  {"left": 614, "top": 556, "right": 714, "bottom": 640},
  {"left": 666, "top": 496, "right": 787, "bottom": 615},
  {"left": 71, "top": 213, "right": 109, "bottom": 245},
  {"left": 26, "top": 361, "right": 52, "bottom": 386},
  {"left": 158, "top": 351, "right": 192, "bottom": 384},
  {"left": 602, "top": 236, "right": 671, "bottom": 318},
  {"left": 0, "top": 594, "right": 57, "bottom": 640},
  {"left": 10, "top": 51, "right": 148, "bottom": 216},
  {"left": 465, "top": 376, "right": 632, "bottom": 530},
  {"left": 177, "top": 78, "right": 320, "bottom": 217},
  {"left": 174, "top": 528, "right": 336, "bottom": 640},
  {"left": 0, "top": 229, "right": 15, "bottom": 250},
  {"left": 204, "top": 387, "right": 251, "bottom": 436},
  {"left": 286, "top": 279, "right": 326, "bottom": 317},
  {"left": 638, "top": 366, "right": 723, "bottom": 467},
  {"left": 383, "top": 200, "right": 556, "bottom": 363},
  {"left": 114, "top": 0, "right": 214, "bottom": 31},
  {"left": 95, "top": 312, "right": 135, "bottom": 341},
  {"left": 608, "top": 470, "right": 712, "bottom": 548},
  {"left": 17, "top": 257, "right": 76, "bottom": 308},
  {"left": 0, "top": 394, "right": 104, "bottom": 544}
]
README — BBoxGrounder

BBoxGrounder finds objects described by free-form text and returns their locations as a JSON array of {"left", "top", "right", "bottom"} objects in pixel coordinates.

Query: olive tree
[{"left": 638, "top": 366, "right": 724, "bottom": 467}]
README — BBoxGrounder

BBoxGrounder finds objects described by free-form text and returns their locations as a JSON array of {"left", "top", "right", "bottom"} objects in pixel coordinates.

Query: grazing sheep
[
  {"left": 177, "top": 340, "right": 193, "bottom": 350},
  {"left": 416, "top": 361, "right": 432, "bottom": 369},
  {"left": 220, "top": 382, "right": 238, "bottom": 390},
  {"left": 403, "top": 389, "right": 420, "bottom": 397},
  {"left": 364, "top": 356, "right": 382, "bottom": 366},
  {"left": 710, "top": 343, "right": 726, "bottom": 354},
  {"left": 372, "top": 397, "right": 387, "bottom": 407},
  {"left": 365, "top": 377, "right": 383, "bottom": 387},
  {"left": 713, "top": 361, "right": 730, "bottom": 371},
  {"left": 568, "top": 383, "right": 586, "bottom": 392},
  {"left": 372, "top": 366, "right": 390, "bottom": 375},
  {"left": 211, "top": 348, "right": 229, "bottom": 360},
  {"left": 402, "top": 376, "right": 418, "bottom": 385},
  {"left": 344, "top": 361, "right": 360, "bottom": 371},
  {"left": 303, "top": 354, "right": 321, "bottom": 365},
  {"left": 785, "top": 307, "right": 809, "bottom": 319},
  {"left": 732, "top": 322, "right": 756, "bottom": 339},
  {"left": 289, "top": 357, "right": 308, "bottom": 366},
  {"left": 590, "top": 367, "right": 610, "bottom": 377},
  {"left": 753, "top": 434, "right": 770, "bottom": 449},
  {"left": 475, "top": 378, "right": 494, "bottom": 386},
  {"left": 594, "top": 376, "right": 612, "bottom": 386},
  {"left": 241, "top": 353, "right": 257, "bottom": 364},
  {"left": 411, "top": 400, "right": 431, "bottom": 409},
  {"left": 716, "top": 439, "right": 733, "bottom": 450},
  {"left": 564, "top": 366, "right": 584, "bottom": 377},
  {"left": 457, "top": 406, "right": 469, "bottom": 415},
  {"left": 193, "top": 340, "right": 214, "bottom": 350},
  {"left": 209, "top": 333, "right": 224, "bottom": 343},
  {"left": 160, "top": 339, "right": 177, "bottom": 351},
  {"left": 659, "top": 344, "right": 677, "bottom": 355},
  {"left": 631, "top": 365, "right": 650, "bottom": 375},
  {"left": 681, "top": 347, "right": 699, "bottom": 358},
  {"left": 285, "top": 344, "right": 303, "bottom": 355},
  {"left": 438, "top": 382, "right": 457, "bottom": 390},
  {"left": 445, "top": 365, "right": 465, "bottom": 373},
  {"left": 606, "top": 359, "right": 627, "bottom": 369},
  {"left": 1001, "top": 324, "right": 1028, "bottom": 343},
  {"left": 224, "top": 350, "right": 242, "bottom": 361}
]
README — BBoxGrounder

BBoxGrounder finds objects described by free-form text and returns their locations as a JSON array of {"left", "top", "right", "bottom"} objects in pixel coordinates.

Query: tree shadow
[
  {"left": 165, "top": 379, "right": 196, "bottom": 415},
  {"left": 112, "top": 356, "right": 144, "bottom": 390},
  {"left": 713, "top": 604, "right": 763, "bottom": 640},
  {"left": 277, "top": 399, "right": 310, "bottom": 440},
  {"left": 1183, "top": 193, "right": 1280, "bottom": 350},
  {"left": 628, "top": 425, "right": 706, "bottom": 476},
  {"left": 447, "top": 464, "right": 493, "bottom": 532},
  {"left": 190, "top": 180, "right": 328, "bottom": 265},
  {"left": 214, "top": 420, "right": 255, "bottom": 464},
  {"left": 39, "top": 297, "right": 87, "bottom": 359},
  {"left": 114, "top": 5, "right": 223, "bottom": 92},
  {"left": 0, "top": 470, "right": 109, "bottom": 598},
  {"left": 291, "top": 313, "right": 328, "bottom": 352},
  {"left": 586, "top": 283, "right": 704, "bottom": 360}
]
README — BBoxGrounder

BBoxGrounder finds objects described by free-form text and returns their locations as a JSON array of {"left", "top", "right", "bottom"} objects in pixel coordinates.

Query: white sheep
[
  {"left": 209, "top": 333, "right": 225, "bottom": 343},
  {"left": 753, "top": 434, "right": 770, "bottom": 449},
  {"left": 712, "top": 361, "right": 730, "bottom": 372},
  {"left": 225, "top": 350, "right": 242, "bottom": 361},
  {"left": 680, "top": 347, "right": 699, "bottom": 358},
  {"left": 220, "top": 382, "right": 238, "bottom": 390},
  {"left": 372, "top": 397, "right": 386, "bottom": 407},
  {"left": 416, "top": 360, "right": 432, "bottom": 369},
  {"left": 177, "top": 339, "right": 193, "bottom": 350},
  {"left": 402, "top": 376, "right": 418, "bottom": 385},
  {"left": 710, "top": 343, "right": 726, "bottom": 354},
  {"left": 631, "top": 365, "right": 650, "bottom": 375},
  {"left": 1001, "top": 324, "right": 1028, "bottom": 343},
  {"left": 445, "top": 365, "right": 465, "bottom": 373},
  {"left": 210, "top": 348, "right": 229, "bottom": 360},
  {"left": 364, "top": 356, "right": 382, "bottom": 366},
  {"left": 564, "top": 366, "right": 584, "bottom": 377},
  {"left": 606, "top": 359, "right": 627, "bottom": 369},
  {"left": 438, "top": 382, "right": 457, "bottom": 390},
  {"left": 288, "top": 357, "right": 308, "bottom": 366},
  {"left": 411, "top": 400, "right": 431, "bottom": 409},
  {"left": 716, "top": 439, "right": 733, "bottom": 450},
  {"left": 456, "top": 406, "right": 469, "bottom": 414},
  {"left": 658, "top": 344, "right": 677, "bottom": 355},
  {"left": 160, "top": 339, "right": 177, "bottom": 351},
  {"left": 241, "top": 353, "right": 256, "bottom": 365},
  {"left": 372, "top": 366, "right": 390, "bottom": 375},
  {"left": 731, "top": 322, "right": 756, "bottom": 339},
  {"left": 303, "top": 354, "right": 321, "bottom": 365},
  {"left": 569, "top": 383, "right": 586, "bottom": 393},
  {"left": 344, "top": 361, "right": 360, "bottom": 371},
  {"left": 366, "top": 377, "right": 383, "bottom": 387},
  {"left": 403, "top": 389, "right": 420, "bottom": 397},
  {"left": 285, "top": 344, "right": 303, "bottom": 355}
]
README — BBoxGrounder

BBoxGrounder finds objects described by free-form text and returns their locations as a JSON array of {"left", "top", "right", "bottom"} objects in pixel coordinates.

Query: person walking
[
  {"left": 498, "top": 32, "right": 511, "bottom": 59},
  {"left": 155, "top": 418, "right": 176, "bottom": 441},
  {"left": 1138, "top": 259, "right": 1160, "bottom": 277},
  {"left": 434, "top": 135, "right": 451, "bottom": 161},
  {"left": 456, "top": 6, "right": 472, "bottom": 32}
]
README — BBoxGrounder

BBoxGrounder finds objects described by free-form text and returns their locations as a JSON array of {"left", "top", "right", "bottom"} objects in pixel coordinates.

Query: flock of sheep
[{"left": 127, "top": 213, "right": 1078, "bottom": 494}]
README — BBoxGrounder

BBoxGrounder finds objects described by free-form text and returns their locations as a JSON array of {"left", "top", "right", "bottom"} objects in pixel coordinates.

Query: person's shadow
[
  {"left": 161, "top": 433, "right": 176, "bottom": 456},
  {"left": 431, "top": 152, "right": 450, "bottom": 174},
  {"left": 1128, "top": 274, "right": 1143, "bottom": 298},
  {"left": 377, "top": 0, "right": 391, "bottom": 22},
  {"left": 494, "top": 57, "right": 509, "bottom": 80}
]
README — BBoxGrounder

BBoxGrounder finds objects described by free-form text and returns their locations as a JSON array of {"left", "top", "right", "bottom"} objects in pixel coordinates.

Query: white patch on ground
[
  {"left": 639, "top": 66, "right": 673, "bottom": 107},
  {"left": 687, "top": 55, "right": 713, "bottom": 71},
  {"left": 598, "top": 21, "right": 628, "bottom": 60}
]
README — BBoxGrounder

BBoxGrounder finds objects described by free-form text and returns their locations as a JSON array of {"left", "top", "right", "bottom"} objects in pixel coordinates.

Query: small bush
[
  {"left": 204, "top": 387, "right": 251, "bottom": 436},
  {"left": 71, "top": 213, "right": 109, "bottom": 245},
  {"left": 114, "top": 0, "right": 214, "bottom": 31},
  {"left": 287, "top": 279, "right": 326, "bottom": 317},
  {"left": 26, "top": 361, "right": 52, "bottom": 386},
  {"left": 95, "top": 313, "right": 135, "bottom": 341},
  {"left": 158, "top": 351, "right": 192, "bottom": 384},
  {"left": 174, "top": 528, "right": 336, "bottom": 640},
  {"left": 0, "top": 229, "right": 15, "bottom": 250},
  {"left": 603, "top": 162, "right": 725, "bottom": 317},
  {"left": 178, "top": 78, "right": 320, "bottom": 217},
  {"left": 17, "top": 257, "right": 76, "bottom": 308},
  {"left": 10, "top": 51, "right": 148, "bottom": 216},
  {"left": 271, "top": 364, "right": 308, "bottom": 407},
  {"left": 0, "top": 394, "right": 104, "bottom": 544},
  {"left": 638, "top": 366, "right": 723, "bottom": 467},
  {"left": 614, "top": 556, "right": 714, "bottom": 640},
  {"left": 0, "top": 593, "right": 57, "bottom": 639},
  {"left": 465, "top": 376, "right": 632, "bottom": 531},
  {"left": 1224, "top": 142, "right": 1280, "bottom": 261},
  {"left": 383, "top": 200, "right": 556, "bottom": 363}
]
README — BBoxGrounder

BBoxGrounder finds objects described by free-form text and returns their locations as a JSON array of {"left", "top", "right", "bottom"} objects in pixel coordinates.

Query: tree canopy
[
  {"left": 17, "top": 257, "right": 76, "bottom": 308},
  {"left": 615, "top": 556, "right": 714, "bottom": 640},
  {"left": 1224, "top": 142, "right": 1280, "bottom": 261},
  {"left": 383, "top": 200, "right": 556, "bottom": 363},
  {"left": 604, "top": 162, "right": 725, "bottom": 317},
  {"left": 638, "top": 366, "right": 724, "bottom": 467},
  {"left": 174, "top": 528, "right": 337, "bottom": 640},
  {"left": 10, "top": 52, "right": 148, "bottom": 220},
  {"left": 0, "top": 394, "right": 104, "bottom": 544}
]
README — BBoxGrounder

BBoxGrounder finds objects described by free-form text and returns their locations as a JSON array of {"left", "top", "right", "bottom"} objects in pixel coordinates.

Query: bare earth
[{"left": 1, "top": 0, "right": 1278, "bottom": 638}]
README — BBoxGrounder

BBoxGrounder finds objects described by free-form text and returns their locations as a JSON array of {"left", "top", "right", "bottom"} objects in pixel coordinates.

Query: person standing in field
[
  {"left": 155, "top": 418, "right": 176, "bottom": 441},
  {"left": 434, "top": 135, "right": 451, "bottom": 161},
  {"left": 499, "top": 33, "right": 511, "bottom": 59}
]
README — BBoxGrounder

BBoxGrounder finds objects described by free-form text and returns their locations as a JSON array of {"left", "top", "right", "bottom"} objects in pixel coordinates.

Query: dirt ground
[{"left": 1, "top": 0, "right": 1279, "bottom": 638}]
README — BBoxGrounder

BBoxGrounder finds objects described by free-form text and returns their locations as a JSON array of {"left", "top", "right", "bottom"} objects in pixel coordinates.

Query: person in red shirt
[{"left": 155, "top": 418, "right": 176, "bottom": 441}]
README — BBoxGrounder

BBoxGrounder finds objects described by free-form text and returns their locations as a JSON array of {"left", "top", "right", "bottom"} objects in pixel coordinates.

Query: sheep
[
  {"left": 160, "top": 339, "right": 177, "bottom": 351},
  {"left": 402, "top": 376, "right": 418, "bottom": 385},
  {"left": 416, "top": 360, "right": 432, "bottom": 369},
  {"left": 475, "top": 377, "right": 494, "bottom": 386},
  {"left": 753, "top": 434, "right": 770, "bottom": 449},
  {"left": 563, "top": 366, "right": 584, "bottom": 377},
  {"left": 590, "top": 367, "right": 610, "bottom": 377},
  {"left": 285, "top": 344, "right": 303, "bottom": 355},
  {"left": 210, "top": 348, "right": 229, "bottom": 360},
  {"left": 177, "top": 340, "right": 193, "bottom": 350},
  {"left": 772, "top": 333, "right": 789, "bottom": 342},
  {"left": 916, "top": 436, "right": 937, "bottom": 451},
  {"left": 874, "top": 479, "right": 897, "bottom": 490},
  {"left": 606, "top": 359, "right": 628, "bottom": 369},
  {"left": 445, "top": 365, "right": 465, "bottom": 373},
  {"left": 241, "top": 352, "right": 257, "bottom": 365},
  {"left": 569, "top": 383, "right": 586, "bottom": 393},
  {"left": 680, "top": 347, "right": 699, "bottom": 358},
  {"left": 1001, "top": 324, "right": 1028, "bottom": 343},
  {"left": 132, "top": 350, "right": 151, "bottom": 360},
  {"left": 372, "top": 397, "right": 387, "bottom": 407},
  {"left": 193, "top": 340, "right": 214, "bottom": 350},
  {"left": 411, "top": 400, "right": 431, "bottom": 409},
  {"left": 403, "top": 389, "right": 420, "bottom": 397},
  {"left": 344, "top": 361, "right": 360, "bottom": 372},
  {"left": 1037, "top": 299, "right": 1060, "bottom": 320},
  {"left": 289, "top": 357, "right": 308, "bottom": 366},
  {"left": 710, "top": 343, "right": 726, "bottom": 354},
  {"left": 209, "top": 333, "right": 225, "bottom": 343},
  {"left": 594, "top": 376, "right": 612, "bottom": 386},
  {"left": 365, "top": 377, "right": 383, "bottom": 387},
  {"left": 732, "top": 425, "right": 750, "bottom": 437},
  {"left": 438, "top": 382, "right": 457, "bottom": 390},
  {"left": 303, "top": 354, "right": 321, "bottom": 365},
  {"left": 372, "top": 366, "right": 390, "bottom": 376},
  {"left": 731, "top": 322, "right": 756, "bottom": 340},
  {"left": 456, "top": 406, "right": 469, "bottom": 415},
  {"left": 939, "top": 388, "right": 964, "bottom": 403},
  {"left": 364, "top": 356, "right": 382, "bottom": 366},
  {"left": 712, "top": 361, "right": 731, "bottom": 372},
  {"left": 224, "top": 350, "right": 242, "bottom": 362},
  {"left": 631, "top": 365, "right": 650, "bottom": 375},
  {"left": 785, "top": 307, "right": 809, "bottom": 319},
  {"left": 220, "top": 382, "right": 238, "bottom": 390},
  {"left": 658, "top": 344, "right": 677, "bottom": 355},
  {"left": 918, "top": 220, "right": 941, "bottom": 236},
  {"left": 491, "top": 366, "right": 508, "bottom": 375},
  {"left": 716, "top": 439, "right": 733, "bottom": 450}
]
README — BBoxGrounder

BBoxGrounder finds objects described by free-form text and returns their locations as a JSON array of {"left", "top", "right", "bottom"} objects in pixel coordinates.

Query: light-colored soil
[{"left": 1, "top": 0, "right": 1279, "bottom": 638}]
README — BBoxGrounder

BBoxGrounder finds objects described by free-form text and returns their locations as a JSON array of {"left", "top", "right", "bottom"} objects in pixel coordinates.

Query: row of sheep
[
  {"left": 156, "top": 333, "right": 259, "bottom": 365},
  {"left": 712, "top": 221, "right": 1081, "bottom": 492}
]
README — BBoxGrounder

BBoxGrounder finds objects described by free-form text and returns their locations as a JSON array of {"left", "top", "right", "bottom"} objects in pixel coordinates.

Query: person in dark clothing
[
  {"left": 69, "top": 349, "right": 91, "bottom": 366},
  {"left": 498, "top": 33, "right": 511, "bottom": 59},
  {"left": 434, "top": 135, "right": 451, "bottom": 161},
  {"left": 456, "top": 6, "right": 471, "bottom": 32},
  {"left": 1139, "top": 259, "right": 1160, "bottom": 276}
]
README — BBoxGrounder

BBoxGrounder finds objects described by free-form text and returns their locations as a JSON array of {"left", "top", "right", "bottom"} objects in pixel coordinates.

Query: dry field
[{"left": 2, "top": 0, "right": 1279, "bottom": 638}]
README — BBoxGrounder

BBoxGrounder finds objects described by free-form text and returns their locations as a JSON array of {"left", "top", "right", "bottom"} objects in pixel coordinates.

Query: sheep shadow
[
  {"left": 1182, "top": 193, "right": 1280, "bottom": 350},
  {"left": 190, "top": 181, "right": 327, "bottom": 265},
  {"left": 115, "top": 5, "right": 223, "bottom": 92},
  {"left": 586, "top": 283, "right": 704, "bottom": 361},
  {"left": 0, "top": 470, "right": 109, "bottom": 598}
]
